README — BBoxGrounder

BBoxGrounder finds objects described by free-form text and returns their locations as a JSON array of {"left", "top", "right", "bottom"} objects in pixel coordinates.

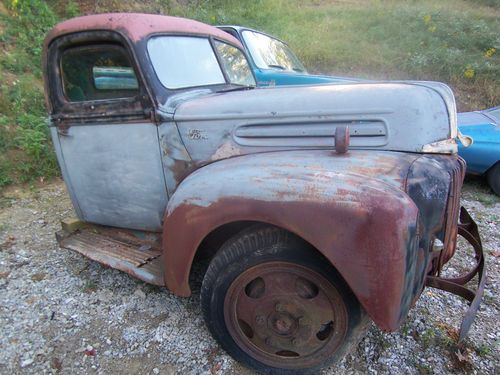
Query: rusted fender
[{"left": 163, "top": 150, "right": 420, "bottom": 331}]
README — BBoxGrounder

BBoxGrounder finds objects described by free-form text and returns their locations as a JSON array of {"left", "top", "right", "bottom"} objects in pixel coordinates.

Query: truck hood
[{"left": 165, "top": 81, "right": 457, "bottom": 164}]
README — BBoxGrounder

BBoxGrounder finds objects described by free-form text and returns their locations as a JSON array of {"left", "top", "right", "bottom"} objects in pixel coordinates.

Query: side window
[
  {"left": 214, "top": 41, "right": 255, "bottom": 86},
  {"left": 61, "top": 44, "right": 139, "bottom": 102}
]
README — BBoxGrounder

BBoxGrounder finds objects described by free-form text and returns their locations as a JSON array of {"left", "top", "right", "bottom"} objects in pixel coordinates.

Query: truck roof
[{"left": 44, "top": 13, "right": 242, "bottom": 48}]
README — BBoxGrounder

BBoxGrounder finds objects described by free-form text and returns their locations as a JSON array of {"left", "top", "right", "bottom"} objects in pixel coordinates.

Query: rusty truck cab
[{"left": 44, "top": 13, "right": 485, "bottom": 375}]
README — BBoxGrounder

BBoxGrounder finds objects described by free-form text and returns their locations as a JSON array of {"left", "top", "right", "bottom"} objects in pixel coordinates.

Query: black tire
[
  {"left": 201, "top": 226, "right": 368, "bottom": 375},
  {"left": 487, "top": 163, "right": 500, "bottom": 196}
]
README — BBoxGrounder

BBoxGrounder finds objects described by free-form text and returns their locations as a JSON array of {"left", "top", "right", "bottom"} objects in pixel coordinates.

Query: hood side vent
[{"left": 233, "top": 121, "right": 388, "bottom": 148}]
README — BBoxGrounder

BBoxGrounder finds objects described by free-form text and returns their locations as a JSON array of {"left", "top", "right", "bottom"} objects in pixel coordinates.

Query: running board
[{"left": 56, "top": 219, "right": 164, "bottom": 286}]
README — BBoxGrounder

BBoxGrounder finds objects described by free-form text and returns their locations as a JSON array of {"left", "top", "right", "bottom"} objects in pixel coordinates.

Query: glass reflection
[
  {"left": 214, "top": 41, "right": 255, "bottom": 86},
  {"left": 242, "top": 30, "right": 306, "bottom": 73}
]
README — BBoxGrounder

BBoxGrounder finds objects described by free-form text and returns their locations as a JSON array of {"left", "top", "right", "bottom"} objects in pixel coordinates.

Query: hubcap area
[
  {"left": 269, "top": 312, "right": 297, "bottom": 336},
  {"left": 224, "top": 261, "right": 348, "bottom": 369}
]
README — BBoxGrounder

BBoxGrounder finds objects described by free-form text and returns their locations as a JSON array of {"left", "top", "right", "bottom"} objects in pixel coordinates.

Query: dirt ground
[{"left": 0, "top": 177, "right": 498, "bottom": 374}]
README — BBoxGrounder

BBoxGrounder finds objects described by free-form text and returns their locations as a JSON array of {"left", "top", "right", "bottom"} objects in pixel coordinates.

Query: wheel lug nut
[
  {"left": 265, "top": 337, "right": 274, "bottom": 346},
  {"left": 256, "top": 315, "right": 265, "bottom": 325},
  {"left": 291, "top": 338, "right": 298, "bottom": 347},
  {"left": 275, "top": 303, "right": 285, "bottom": 312}
]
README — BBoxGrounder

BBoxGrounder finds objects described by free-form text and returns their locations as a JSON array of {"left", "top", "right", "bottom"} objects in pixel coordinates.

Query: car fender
[{"left": 162, "top": 151, "right": 419, "bottom": 331}]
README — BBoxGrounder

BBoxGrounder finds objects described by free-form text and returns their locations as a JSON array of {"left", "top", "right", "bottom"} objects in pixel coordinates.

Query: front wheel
[{"left": 201, "top": 226, "right": 367, "bottom": 374}]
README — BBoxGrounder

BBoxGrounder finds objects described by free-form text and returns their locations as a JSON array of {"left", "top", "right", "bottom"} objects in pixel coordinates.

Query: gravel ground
[{"left": 0, "top": 178, "right": 498, "bottom": 375}]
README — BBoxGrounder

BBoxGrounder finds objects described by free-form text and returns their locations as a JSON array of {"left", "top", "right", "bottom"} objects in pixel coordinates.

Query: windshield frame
[
  {"left": 146, "top": 33, "right": 256, "bottom": 91},
  {"left": 241, "top": 29, "right": 307, "bottom": 73}
]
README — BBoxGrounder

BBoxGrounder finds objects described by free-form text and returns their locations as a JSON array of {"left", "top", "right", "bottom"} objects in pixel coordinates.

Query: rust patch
[
  {"left": 44, "top": 13, "right": 242, "bottom": 49},
  {"left": 163, "top": 190, "right": 418, "bottom": 331},
  {"left": 425, "top": 207, "right": 485, "bottom": 341},
  {"left": 211, "top": 142, "right": 242, "bottom": 161},
  {"left": 334, "top": 125, "right": 350, "bottom": 154},
  {"left": 224, "top": 262, "right": 348, "bottom": 368},
  {"left": 57, "top": 223, "right": 165, "bottom": 286}
]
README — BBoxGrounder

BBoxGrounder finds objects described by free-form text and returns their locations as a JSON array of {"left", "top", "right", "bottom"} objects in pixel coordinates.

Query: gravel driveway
[{"left": 0, "top": 179, "right": 498, "bottom": 374}]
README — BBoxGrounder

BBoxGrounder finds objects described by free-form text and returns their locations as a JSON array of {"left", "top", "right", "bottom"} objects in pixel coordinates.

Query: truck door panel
[{"left": 48, "top": 37, "right": 167, "bottom": 231}]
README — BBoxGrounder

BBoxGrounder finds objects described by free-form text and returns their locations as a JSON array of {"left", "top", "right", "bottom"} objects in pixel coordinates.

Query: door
[{"left": 51, "top": 41, "right": 167, "bottom": 231}]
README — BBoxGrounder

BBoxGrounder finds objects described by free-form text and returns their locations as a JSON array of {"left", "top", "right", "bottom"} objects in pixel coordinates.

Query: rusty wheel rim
[{"left": 224, "top": 261, "right": 348, "bottom": 369}]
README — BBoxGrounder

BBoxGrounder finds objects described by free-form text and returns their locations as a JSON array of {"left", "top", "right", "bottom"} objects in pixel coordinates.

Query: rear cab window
[{"left": 61, "top": 44, "right": 139, "bottom": 102}]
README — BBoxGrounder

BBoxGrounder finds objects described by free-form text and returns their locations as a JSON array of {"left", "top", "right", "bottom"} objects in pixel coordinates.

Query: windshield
[
  {"left": 214, "top": 40, "right": 255, "bottom": 86},
  {"left": 242, "top": 30, "right": 306, "bottom": 73},
  {"left": 148, "top": 36, "right": 255, "bottom": 89}
]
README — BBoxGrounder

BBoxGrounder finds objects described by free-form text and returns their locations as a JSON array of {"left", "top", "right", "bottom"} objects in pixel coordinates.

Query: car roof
[
  {"left": 45, "top": 13, "right": 242, "bottom": 48},
  {"left": 216, "top": 25, "right": 290, "bottom": 46}
]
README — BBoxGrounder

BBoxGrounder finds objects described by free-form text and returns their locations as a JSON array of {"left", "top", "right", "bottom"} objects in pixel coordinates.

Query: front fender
[{"left": 163, "top": 150, "right": 419, "bottom": 331}]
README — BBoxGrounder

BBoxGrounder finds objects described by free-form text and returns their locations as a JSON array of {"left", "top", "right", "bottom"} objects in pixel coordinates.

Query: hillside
[{"left": 0, "top": 0, "right": 499, "bottom": 187}]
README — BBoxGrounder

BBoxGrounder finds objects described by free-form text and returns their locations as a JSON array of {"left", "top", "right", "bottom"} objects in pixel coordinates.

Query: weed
[
  {"left": 476, "top": 192, "right": 499, "bottom": 207},
  {"left": 474, "top": 0, "right": 500, "bottom": 7},
  {"left": 416, "top": 363, "right": 435, "bottom": 375},
  {"left": 482, "top": 294, "right": 495, "bottom": 305},
  {"left": 63, "top": 0, "right": 80, "bottom": 18},
  {"left": 0, "top": 158, "right": 13, "bottom": 187},
  {"left": 401, "top": 321, "right": 411, "bottom": 337},
  {"left": 82, "top": 280, "right": 97, "bottom": 293},
  {"left": 372, "top": 330, "right": 391, "bottom": 351},
  {"left": 474, "top": 344, "right": 491, "bottom": 357},
  {"left": 0, "top": 195, "right": 15, "bottom": 209},
  {"left": 420, "top": 328, "right": 436, "bottom": 349},
  {"left": 0, "top": 0, "right": 59, "bottom": 186}
]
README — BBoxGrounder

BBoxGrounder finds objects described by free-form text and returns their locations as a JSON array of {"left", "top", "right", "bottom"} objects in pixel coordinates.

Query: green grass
[
  {"left": 174, "top": 0, "right": 499, "bottom": 110},
  {"left": 0, "top": 0, "right": 498, "bottom": 188},
  {"left": 0, "top": 0, "right": 62, "bottom": 188}
]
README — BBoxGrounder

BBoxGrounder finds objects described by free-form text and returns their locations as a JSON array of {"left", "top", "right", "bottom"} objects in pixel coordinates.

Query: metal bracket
[
  {"left": 425, "top": 207, "right": 486, "bottom": 341},
  {"left": 334, "top": 125, "right": 350, "bottom": 154}
]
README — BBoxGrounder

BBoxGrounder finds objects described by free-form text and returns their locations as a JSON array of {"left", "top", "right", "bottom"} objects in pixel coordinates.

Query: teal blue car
[
  {"left": 216, "top": 25, "right": 356, "bottom": 86},
  {"left": 218, "top": 25, "right": 499, "bottom": 195}
]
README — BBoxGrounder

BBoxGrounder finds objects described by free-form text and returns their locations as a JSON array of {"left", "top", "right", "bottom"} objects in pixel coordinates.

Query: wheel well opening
[
  {"left": 188, "top": 221, "right": 259, "bottom": 291},
  {"left": 188, "top": 221, "right": 352, "bottom": 299}
]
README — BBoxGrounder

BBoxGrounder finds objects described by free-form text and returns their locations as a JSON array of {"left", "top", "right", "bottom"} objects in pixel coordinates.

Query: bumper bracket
[{"left": 425, "top": 206, "right": 486, "bottom": 341}]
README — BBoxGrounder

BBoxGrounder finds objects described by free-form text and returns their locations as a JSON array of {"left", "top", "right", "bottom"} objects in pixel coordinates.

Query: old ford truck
[{"left": 43, "top": 13, "right": 485, "bottom": 374}]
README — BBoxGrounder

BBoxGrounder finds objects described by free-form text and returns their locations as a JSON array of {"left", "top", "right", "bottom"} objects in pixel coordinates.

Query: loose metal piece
[
  {"left": 57, "top": 223, "right": 164, "bottom": 286},
  {"left": 425, "top": 207, "right": 485, "bottom": 341}
]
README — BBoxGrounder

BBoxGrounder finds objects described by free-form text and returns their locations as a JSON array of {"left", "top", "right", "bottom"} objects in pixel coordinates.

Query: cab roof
[{"left": 44, "top": 13, "right": 242, "bottom": 48}]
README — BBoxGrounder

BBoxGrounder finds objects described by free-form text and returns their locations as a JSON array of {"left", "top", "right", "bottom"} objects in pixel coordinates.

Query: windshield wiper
[
  {"left": 267, "top": 64, "right": 286, "bottom": 70},
  {"left": 292, "top": 68, "right": 305, "bottom": 73},
  {"left": 216, "top": 85, "right": 255, "bottom": 93}
]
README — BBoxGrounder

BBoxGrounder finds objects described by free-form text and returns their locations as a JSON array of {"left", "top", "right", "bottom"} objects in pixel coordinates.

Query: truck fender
[{"left": 162, "top": 154, "right": 419, "bottom": 331}]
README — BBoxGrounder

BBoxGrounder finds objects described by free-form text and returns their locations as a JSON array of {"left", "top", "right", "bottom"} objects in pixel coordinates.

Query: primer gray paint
[
  {"left": 171, "top": 82, "right": 456, "bottom": 163},
  {"left": 53, "top": 122, "right": 168, "bottom": 231}
]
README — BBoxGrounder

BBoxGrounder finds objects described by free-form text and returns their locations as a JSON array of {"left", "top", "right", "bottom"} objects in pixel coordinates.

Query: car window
[
  {"left": 485, "top": 107, "right": 500, "bottom": 124},
  {"left": 214, "top": 40, "right": 255, "bottom": 86},
  {"left": 148, "top": 36, "right": 225, "bottom": 89},
  {"left": 61, "top": 45, "right": 139, "bottom": 102},
  {"left": 241, "top": 30, "right": 306, "bottom": 73}
]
